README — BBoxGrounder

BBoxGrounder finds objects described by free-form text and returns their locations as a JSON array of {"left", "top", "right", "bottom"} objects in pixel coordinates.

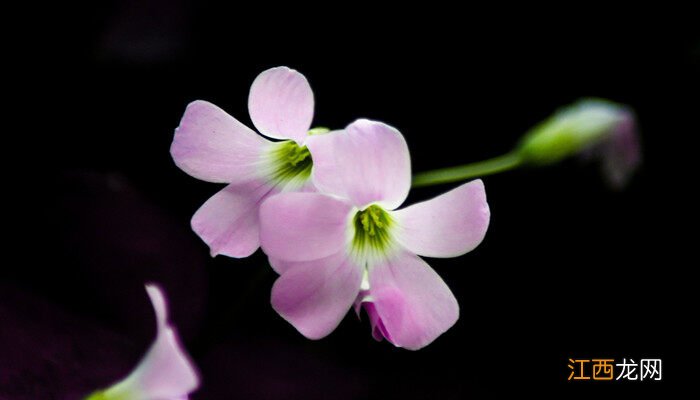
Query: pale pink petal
[
  {"left": 267, "top": 254, "right": 319, "bottom": 275},
  {"left": 248, "top": 66, "right": 314, "bottom": 143},
  {"left": 104, "top": 285, "right": 199, "bottom": 399},
  {"left": 145, "top": 284, "right": 168, "bottom": 330},
  {"left": 392, "top": 180, "right": 490, "bottom": 258},
  {"left": 306, "top": 119, "right": 411, "bottom": 210},
  {"left": 259, "top": 192, "right": 352, "bottom": 262},
  {"left": 267, "top": 257, "right": 291, "bottom": 275},
  {"left": 171, "top": 100, "right": 270, "bottom": 184},
  {"left": 271, "top": 252, "right": 362, "bottom": 339},
  {"left": 354, "top": 298, "right": 392, "bottom": 342},
  {"left": 368, "top": 251, "right": 459, "bottom": 350},
  {"left": 192, "top": 180, "right": 274, "bottom": 258},
  {"left": 127, "top": 327, "right": 199, "bottom": 398},
  {"left": 601, "top": 110, "right": 642, "bottom": 189}
]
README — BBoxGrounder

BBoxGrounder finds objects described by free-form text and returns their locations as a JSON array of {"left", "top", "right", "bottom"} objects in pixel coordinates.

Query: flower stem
[{"left": 412, "top": 151, "right": 523, "bottom": 187}]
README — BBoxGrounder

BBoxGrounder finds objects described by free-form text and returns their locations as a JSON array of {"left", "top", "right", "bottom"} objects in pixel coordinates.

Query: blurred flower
[
  {"left": 171, "top": 66, "right": 329, "bottom": 257},
  {"left": 259, "top": 119, "right": 490, "bottom": 350},
  {"left": 85, "top": 284, "right": 199, "bottom": 400},
  {"left": 517, "top": 98, "right": 641, "bottom": 188}
]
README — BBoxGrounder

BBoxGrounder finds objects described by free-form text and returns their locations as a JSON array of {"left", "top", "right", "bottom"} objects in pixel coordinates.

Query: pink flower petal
[
  {"left": 601, "top": 110, "right": 642, "bottom": 189},
  {"left": 354, "top": 299, "right": 392, "bottom": 343},
  {"left": 127, "top": 327, "right": 199, "bottom": 399},
  {"left": 248, "top": 66, "right": 314, "bottom": 143},
  {"left": 368, "top": 251, "right": 459, "bottom": 350},
  {"left": 267, "top": 252, "right": 326, "bottom": 275},
  {"left": 105, "top": 285, "right": 199, "bottom": 399},
  {"left": 145, "top": 284, "right": 168, "bottom": 330},
  {"left": 171, "top": 100, "right": 271, "bottom": 184},
  {"left": 192, "top": 181, "right": 275, "bottom": 258},
  {"left": 267, "top": 257, "right": 291, "bottom": 275},
  {"left": 392, "top": 180, "right": 490, "bottom": 258},
  {"left": 137, "top": 285, "right": 199, "bottom": 398},
  {"left": 306, "top": 119, "right": 411, "bottom": 210},
  {"left": 271, "top": 252, "right": 362, "bottom": 339},
  {"left": 259, "top": 192, "right": 352, "bottom": 262}
]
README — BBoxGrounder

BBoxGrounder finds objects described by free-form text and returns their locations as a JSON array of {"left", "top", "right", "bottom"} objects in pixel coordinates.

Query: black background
[{"left": 2, "top": 3, "right": 698, "bottom": 399}]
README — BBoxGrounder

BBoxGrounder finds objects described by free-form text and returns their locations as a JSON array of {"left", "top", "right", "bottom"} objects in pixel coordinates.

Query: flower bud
[{"left": 516, "top": 98, "right": 641, "bottom": 188}]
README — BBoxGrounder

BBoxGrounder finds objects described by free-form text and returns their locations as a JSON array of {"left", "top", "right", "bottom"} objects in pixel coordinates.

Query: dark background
[{"left": 2, "top": 3, "right": 698, "bottom": 399}]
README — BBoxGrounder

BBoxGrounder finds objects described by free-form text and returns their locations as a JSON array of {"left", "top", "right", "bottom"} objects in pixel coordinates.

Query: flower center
[
  {"left": 267, "top": 140, "right": 313, "bottom": 189},
  {"left": 351, "top": 204, "right": 394, "bottom": 263}
]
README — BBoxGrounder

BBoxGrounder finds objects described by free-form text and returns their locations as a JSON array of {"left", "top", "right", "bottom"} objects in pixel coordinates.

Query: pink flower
[
  {"left": 85, "top": 284, "right": 199, "bottom": 400},
  {"left": 171, "top": 66, "right": 326, "bottom": 257},
  {"left": 259, "top": 119, "right": 490, "bottom": 350}
]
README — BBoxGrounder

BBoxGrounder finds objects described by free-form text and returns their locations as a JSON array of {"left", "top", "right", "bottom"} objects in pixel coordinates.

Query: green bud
[{"left": 516, "top": 98, "right": 628, "bottom": 166}]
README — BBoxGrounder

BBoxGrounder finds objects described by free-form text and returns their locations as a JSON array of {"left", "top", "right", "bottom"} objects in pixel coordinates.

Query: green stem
[{"left": 412, "top": 151, "right": 523, "bottom": 187}]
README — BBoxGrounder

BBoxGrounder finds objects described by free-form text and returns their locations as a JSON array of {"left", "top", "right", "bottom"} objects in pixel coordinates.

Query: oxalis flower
[
  {"left": 85, "top": 284, "right": 199, "bottom": 400},
  {"left": 171, "top": 66, "right": 328, "bottom": 257},
  {"left": 259, "top": 119, "right": 490, "bottom": 350}
]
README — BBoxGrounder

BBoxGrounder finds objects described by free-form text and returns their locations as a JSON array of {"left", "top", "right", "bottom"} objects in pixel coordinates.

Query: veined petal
[
  {"left": 306, "top": 119, "right": 411, "bottom": 210},
  {"left": 368, "top": 251, "right": 459, "bottom": 350},
  {"left": 271, "top": 252, "right": 362, "bottom": 339},
  {"left": 100, "top": 285, "right": 199, "bottom": 400},
  {"left": 259, "top": 192, "right": 352, "bottom": 262},
  {"left": 192, "top": 180, "right": 274, "bottom": 258},
  {"left": 248, "top": 66, "right": 314, "bottom": 143},
  {"left": 392, "top": 180, "right": 490, "bottom": 258},
  {"left": 171, "top": 100, "right": 270, "bottom": 184}
]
